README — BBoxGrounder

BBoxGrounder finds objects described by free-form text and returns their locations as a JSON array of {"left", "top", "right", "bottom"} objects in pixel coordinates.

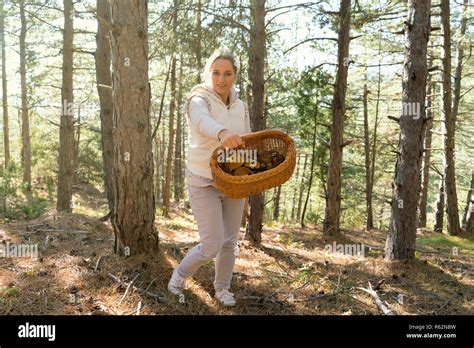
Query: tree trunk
[
  {"left": 323, "top": 0, "right": 350, "bottom": 235},
  {"left": 162, "top": 4, "right": 177, "bottom": 217},
  {"left": 160, "top": 119, "right": 166, "bottom": 205},
  {"left": 174, "top": 55, "right": 183, "bottom": 203},
  {"left": 95, "top": 0, "right": 115, "bottom": 215},
  {"left": 369, "top": 34, "right": 382, "bottom": 214},
  {"left": 440, "top": 0, "right": 460, "bottom": 236},
  {"left": 418, "top": 54, "right": 433, "bottom": 228},
  {"left": 19, "top": 0, "right": 31, "bottom": 192},
  {"left": 1, "top": 0, "right": 9, "bottom": 167},
  {"left": 291, "top": 154, "right": 301, "bottom": 220},
  {"left": 73, "top": 107, "right": 81, "bottom": 184},
  {"left": 363, "top": 78, "right": 374, "bottom": 230},
  {"left": 245, "top": 0, "right": 265, "bottom": 246},
  {"left": 302, "top": 102, "right": 318, "bottom": 228},
  {"left": 452, "top": 0, "right": 468, "bottom": 123},
  {"left": 272, "top": 185, "right": 281, "bottom": 221},
  {"left": 453, "top": 0, "right": 469, "bottom": 231},
  {"left": 462, "top": 171, "right": 473, "bottom": 234},
  {"left": 385, "top": 0, "right": 431, "bottom": 260},
  {"left": 57, "top": 0, "right": 75, "bottom": 212},
  {"left": 195, "top": 0, "right": 202, "bottom": 84},
  {"left": 109, "top": 0, "right": 158, "bottom": 255},
  {"left": 154, "top": 136, "right": 161, "bottom": 204},
  {"left": 434, "top": 173, "right": 445, "bottom": 232},
  {"left": 297, "top": 153, "right": 308, "bottom": 222}
]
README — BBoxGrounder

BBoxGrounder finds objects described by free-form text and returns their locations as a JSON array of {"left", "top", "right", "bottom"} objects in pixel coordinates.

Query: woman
[{"left": 167, "top": 48, "right": 251, "bottom": 306}]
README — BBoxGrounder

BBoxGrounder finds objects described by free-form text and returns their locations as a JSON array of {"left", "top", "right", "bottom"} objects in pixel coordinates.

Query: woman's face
[{"left": 210, "top": 58, "right": 235, "bottom": 99}]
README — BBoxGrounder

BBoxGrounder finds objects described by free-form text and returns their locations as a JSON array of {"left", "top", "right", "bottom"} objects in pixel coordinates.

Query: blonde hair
[{"left": 201, "top": 48, "right": 238, "bottom": 86}]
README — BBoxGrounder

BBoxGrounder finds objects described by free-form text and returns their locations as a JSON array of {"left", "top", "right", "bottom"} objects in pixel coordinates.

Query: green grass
[
  {"left": 417, "top": 234, "right": 474, "bottom": 255},
  {"left": 0, "top": 288, "right": 20, "bottom": 298},
  {"left": 165, "top": 221, "right": 184, "bottom": 231}
]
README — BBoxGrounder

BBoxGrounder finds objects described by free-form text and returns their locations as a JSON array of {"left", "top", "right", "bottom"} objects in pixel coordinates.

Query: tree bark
[
  {"left": 160, "top": 119, "right": 166, "bottom": 205},
  {"left": 173, "top": 55, "right": 183, "bottom": 203},
  {"left": 363, "top": 77, "right": 373, "bottom": 230},
  {"left": 195, "top": 0, "right": 202, "bottom": 84},
  {"left": 1, "top": 0, "right": 9, "bottom": 167},
  {"left": 291, "top": 154, "right": 301, "bottom": 220},
  {"left": 369, "top": 35, "right": 382, "bottom": 216},
  {"left": 272, "top": 185, "right": 281, "bottom": 221},
  {"left": 245, "top": 0, "right": 265, "bottom": 246},
  {"left": 323, "top": 0, "right": 350, "bottom": 235},
  {"left": 434, "top": 172, "right": 445, "bottom": 232},
  {"left": 462, "top": 171, "right": 473, "bottom": 234},
  {"left": 154, "top": 136, "right": 161, "bottom": 204},
  {"left": 162, "top": 0, "right": 177, "bottom": 218},
  {"left": 452, "top": 0, "right": 468, "bottom": 124},
  {"left": 453, "top": 0, "right": 469, "bottom": 231},
  {"left": 19, "top": 0, "right": 31, "bottom": 192},
  {"left": 302, "top": 102, "right": 318, "bottom": 228},
  {"left": 95, "top": 0, "right": 115, "bottom": 214},
  {"left": 297, "top": 153, "right": 308, "bottom": 222},
  {"left": 385, "top": 0, "right": 431, "bottom": 260},
  {"left": 418, "top": 54, "right": 433, "bottom": 228},
  {"left": 57, "top": 0, "right": 75, "bottom": 212},
  {"left": 109, "top": 0, "right": 158, "bottom": 255},
  {"left": 440, "top": 0, "right": 460, "bottom": 236}
]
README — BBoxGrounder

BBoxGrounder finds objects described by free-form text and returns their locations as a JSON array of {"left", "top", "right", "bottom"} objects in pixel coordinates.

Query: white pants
[{"left": 176, "top": 185, "right": 246, "bottom": 291}]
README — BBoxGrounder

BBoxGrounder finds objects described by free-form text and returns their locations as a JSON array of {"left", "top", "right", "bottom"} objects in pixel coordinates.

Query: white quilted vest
[{"left": 186, "top": 84, "right": 250, "bottom": 179}]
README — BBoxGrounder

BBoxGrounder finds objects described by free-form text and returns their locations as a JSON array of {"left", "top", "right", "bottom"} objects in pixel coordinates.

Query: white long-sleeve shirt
[{"left": 185, "top": 84, "right": 251, "bottom": 186}]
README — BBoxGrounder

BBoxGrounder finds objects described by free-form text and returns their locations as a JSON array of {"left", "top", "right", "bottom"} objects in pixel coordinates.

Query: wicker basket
[{"left": 210, "top": 129, "right": 296, "bottom": 199}]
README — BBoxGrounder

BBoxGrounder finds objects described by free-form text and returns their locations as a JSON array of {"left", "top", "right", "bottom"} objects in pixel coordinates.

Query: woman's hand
[{"left": 218, "top": 129, "right": 245, "bottom": 149}]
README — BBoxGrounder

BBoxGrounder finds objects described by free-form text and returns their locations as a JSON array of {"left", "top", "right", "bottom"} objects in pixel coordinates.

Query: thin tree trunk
[
  {"left": 450, "top": 1, "right": 469, "bottom": 232},
  {"left": 73, "top": 106, "right": 81, "bottom": 184},
  {"left": 154, "top": 136, "right": 160, "bottom": 204},
  {"left": 291, "top": 154, "right": 301, "bottom": 220},
  {"left": 323, "top": 0, "right": 351, "bottom": 235},
  {"left": 95, "top": 0, "right": 114, "bottom": 215},
  {"left": 245, "top": 0, "right": 266, "bottom": 246},
  {"left": 109, "top": 0, "right": 158, "bottom": 255},
  {"left": 418, "top": 53, "right": 434, "bottom": 228},
  {"left": 195, "top": 0, "right": 202, "bottom": 84},
  {"left": 302, "top": 103, "right": 318, "bottom": 228},
  {"left": 434, "top": 173, "right": 445, "bottom": 232},
  {"left": 272, "top": 185, "right": 281, "bottom": 221},
  {"left": 160, "top": 119, "right": 166, "bottom": 205},
  {"left": 162, "top": 62, "right": 176, "bottom": 217},
  {"left": 1, "top": 0, "right": 9, "bottom": 167},
  {"left": 378, "top": 187, "right": 387, "bottom": 229},
  {"left": 385, "top": 0, "right": 431, "bottom": 260},
  {"left": 452, "top": 0, "right": 468, "bottom": 123},
  {"left": 174, "top": 55, "right": 183, "bottom": 203},
  {"left": 363, "top": 76, "right": 374, "bottom": 230},
  {"left": 19, "top": 0, "right": 31, "bottom": 192},
  {"left": 369, "top": 33, "right": 382, "bottom": 207},
  {"left": 297, "top": 153, "right": 308, "bottom": 222},
  {"left": 57, "top": 0, "right": 75, "bottom": 212},
  {"left": 162, "top": 0, "right": 178, "bottom": 218},
  {"left": 440, "top": 0, "right": 460, "bottom": 236},
  {"left": 462, "top": 171, "right": 473, "bottom": 234}
]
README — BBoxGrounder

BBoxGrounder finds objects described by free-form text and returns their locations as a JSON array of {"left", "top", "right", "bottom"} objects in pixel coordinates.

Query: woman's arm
[{"left": 187, "top": 96, "right": 226, "bottom": 141}]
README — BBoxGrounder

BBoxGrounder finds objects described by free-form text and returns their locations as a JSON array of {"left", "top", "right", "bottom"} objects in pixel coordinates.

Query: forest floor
[{"left": 0, "top": 183, "right": 473, "bottom": 315}]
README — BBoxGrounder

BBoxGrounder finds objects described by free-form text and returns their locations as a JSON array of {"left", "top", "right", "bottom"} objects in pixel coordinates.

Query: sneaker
[
  {"left": 215, "top": 289, "right": 236, "bottom": 306},
  {"left": 167, "top": 268, "right": 186, "bottom": 295}
]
